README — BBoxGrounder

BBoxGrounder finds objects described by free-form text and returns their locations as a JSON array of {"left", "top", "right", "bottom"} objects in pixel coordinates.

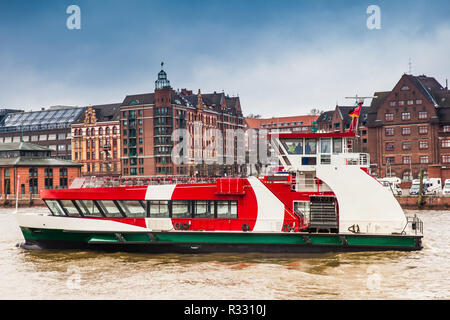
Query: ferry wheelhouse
[{"left": 16, "top": 131, "right": 423, "bottom": 253}]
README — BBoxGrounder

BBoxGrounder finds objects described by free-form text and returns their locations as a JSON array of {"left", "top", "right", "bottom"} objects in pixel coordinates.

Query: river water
[{"left": 0, "top": 207, "right": 448, "bottom": 300}]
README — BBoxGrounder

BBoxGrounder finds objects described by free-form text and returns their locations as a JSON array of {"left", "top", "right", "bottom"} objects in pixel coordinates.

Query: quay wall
[{"left": 395, "top": 195, "right": 450, "bottom": 210}]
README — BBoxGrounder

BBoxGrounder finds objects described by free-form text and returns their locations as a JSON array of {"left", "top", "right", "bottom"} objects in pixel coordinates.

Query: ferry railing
[
  {"left": 70, "top": 176, "right": 222, "bottom": 189},
  {"left": 402, "top": 214, "right": 424, "bottom": 235}
]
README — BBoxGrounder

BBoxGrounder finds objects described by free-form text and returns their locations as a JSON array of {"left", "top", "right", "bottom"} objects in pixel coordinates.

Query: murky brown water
[{"left": 0, "top": 207, "right": 448, "bottom": 300}]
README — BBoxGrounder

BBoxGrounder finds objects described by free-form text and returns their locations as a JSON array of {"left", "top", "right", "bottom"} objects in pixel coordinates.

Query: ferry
[{"left": 16, "top": 130, "right": 423, "bottom": 253}]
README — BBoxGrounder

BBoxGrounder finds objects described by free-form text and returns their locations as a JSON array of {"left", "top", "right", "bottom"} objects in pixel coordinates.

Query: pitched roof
[
  {"left": 0, "top": 142, "right": 52, "bottom": 152},
  {"left": 121, "top": 93, "right": 155, "bottom": 106},
  {"left": 75, "top": 103, "right": 121, "bottom": 124},
  {"left": 0, "top": 157, "right": 82, "bottom": 167},
  {"left": 316, "top": 110, "right": 334, "bottom": 123}
]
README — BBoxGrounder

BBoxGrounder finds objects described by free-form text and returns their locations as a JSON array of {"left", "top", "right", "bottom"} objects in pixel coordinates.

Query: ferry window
[
  {"left": 97, "top": 200, "right": 123, "bottom": 218},
  {"left": 195, "top": 200, "right": 215, "bottom": 218},
  {"left": 45, "top": 200, "right": 65, "bottom": 216},
  {"left": 75, "top": 200, "right": 103, "bottom": 218},
  {"left": 320, "top": 138, "right": 331, "bottom": 154},
  {"left": 59, "top": 199, "right": 81, "bottom": 217},
  {"left": 283, "top": 139, "right": 303, "bottom": 155},
  {"left": 333, "top": 138, "right": 342, "bottom": 154},
  {"left": 149, "top": 200, "right": 170, "bottom": 218},
  {"left": 301, "top": 157, "right": 317, "bottom": 165},
  {"left": 217, "top": 201, "right": 237, "bottom": 219},
  {"left": 117, "top": 200, "right": 146, "bottom": 218},
  {"left": 172, "top": 200, "right": 192, "bottom": 218},
  {"left": 305, "top": 139, "right": 316, "bottom": 154}
]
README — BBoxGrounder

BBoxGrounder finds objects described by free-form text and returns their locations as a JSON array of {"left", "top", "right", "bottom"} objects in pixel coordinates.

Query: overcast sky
[{"left": 1, "top": 0, "right": 449, "bottom": 117}]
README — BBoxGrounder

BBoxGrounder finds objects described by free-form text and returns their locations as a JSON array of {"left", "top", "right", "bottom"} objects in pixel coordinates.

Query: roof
[
  {"left": 122, "top": 89, "right": 243, "bottom": 117},
  {"left": 316, "top": 110, "right": 334, "bottom": 123},
  {"left": 0, "top": 142, "right": 52, "bottom": 152},
  {"left": 1, "top": 107, "right": 84, "bottom": 128},
  {"left": 406, "top": 74, "right": 443, "bottom": 106},
  {"left": 75, "top": 103, "right": 121, "bottom": 124},
  {"left": 122, "top": 93, "right": 155, "bottom": 106},
  {"left": 245, "top": 115, "right": 319, "bottom": 129},
  {"left": 0, "top": 157, "right": 82, "bottom": 167}
]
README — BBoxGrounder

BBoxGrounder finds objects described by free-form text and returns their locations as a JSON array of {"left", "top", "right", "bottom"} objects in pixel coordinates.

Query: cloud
[{"left": 182, "top": 23, "right": 450, "bottom": 117}]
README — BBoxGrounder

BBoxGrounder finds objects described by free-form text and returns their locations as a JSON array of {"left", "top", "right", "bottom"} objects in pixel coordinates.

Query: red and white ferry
[{"left": 16, "top": 130, "right": 423, "bottom": 253}]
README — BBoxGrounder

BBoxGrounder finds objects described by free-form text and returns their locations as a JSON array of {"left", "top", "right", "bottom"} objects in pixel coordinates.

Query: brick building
[
  {"left": 71, "top": 103, "right": 122, "bottom": 176},
  {"left": 0, "top": 142, "right": 82, "bottom": 197},
  {"left": 366, "top": 74, "right": 450, "bottom": 183},
  {"left": 244, "top": 115, "right": 319, "bottom": 133},
  {"left": 120, "top": 64, "right": 245, "bottom": 177}
]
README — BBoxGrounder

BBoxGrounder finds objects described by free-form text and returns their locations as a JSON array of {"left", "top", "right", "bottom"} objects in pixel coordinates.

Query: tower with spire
[
  {"left": 155, "top": 62, "right": 171, "bottom": 90},
  {"left": 154, "top": 62, "right": 172, "bottom": 107}
]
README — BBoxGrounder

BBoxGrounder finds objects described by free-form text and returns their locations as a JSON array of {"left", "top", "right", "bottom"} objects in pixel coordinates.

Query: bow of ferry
[{"left": 16, "top": 131, "right": 423, "bottom": 253}]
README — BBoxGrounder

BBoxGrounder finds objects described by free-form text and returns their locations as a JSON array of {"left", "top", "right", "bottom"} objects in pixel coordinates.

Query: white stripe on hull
[
  {"left": 145, "top": 184, "right": 176, "bottom": 200},
  {"left": 247, "top": 177, "right": 285, "bottom": 232},
  {"left": 16, "top": 213, "right": 148, "bottom": 233}
]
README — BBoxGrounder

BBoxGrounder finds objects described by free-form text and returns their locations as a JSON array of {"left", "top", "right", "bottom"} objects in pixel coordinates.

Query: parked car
[
  {"left": 443, "top": 179, "right": 450, "bottom": 195},
  {"left": 409, "top": 178, "right": 442, "bottom": 195}
]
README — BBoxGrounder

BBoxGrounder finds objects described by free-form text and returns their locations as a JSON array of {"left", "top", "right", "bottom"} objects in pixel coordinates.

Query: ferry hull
[{"left": 18, "top": 227, "right": 423, "bottom": 253}]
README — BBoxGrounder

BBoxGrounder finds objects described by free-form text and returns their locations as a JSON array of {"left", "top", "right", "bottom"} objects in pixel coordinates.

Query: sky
[{"left": 0, "top": 0, "right": 450, "bottom": 117}]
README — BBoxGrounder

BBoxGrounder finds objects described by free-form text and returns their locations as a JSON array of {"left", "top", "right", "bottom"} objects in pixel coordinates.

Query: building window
[
  {"left": 386, "top": 142, "right": 395, "bottom": 151},
  {"left": 419, "top": 140, "right": 429, "bottom": 149},
  {"left": 385, "top": 128, "right": 394, "bottom": 136},
  {"left": 420, "top": 156, "right": 429, "bottom": 164},
  {"left": 442, "top": 140, "right": 450, "bottom": 148},
  {"left": 416, "top": 99, "right": 423, "bottom": 105},
  {"left": 401, "top": 112, "right": 410, "bottom": 120},
  {"left": 389, "top": 101, "right": 396, "bottom": 107},
  {"left": 385, "top": 113, "right": 394, "bottom": 121},
  {"left": 418, "top": 111, "right": 428, "bottom": 119},
  {"left": 419, "top": 126, "right": 428, "bottom": 134},
  {"left": 402, "top": 156, "right": 411, "bottom": 164},
  {"left": 407, "top": 100, "right": 414, "bottom": 105},
  {"left": 385, "top": 157, "right": 395, "bottom": 164},
  {"left": 444, "top": 126, "right": 450, "bottom": 133},
  {"left": 443, "top": 155, "right": 450, "bottom": 163},
  {"left": 402, "top": 142, "right": 411, "bottom": 150},
  {"left": 402, "top": 127, "right": 411, "bottom": 135},
  {"left": 398, "top": 101, "right": 405, "bottom": 106}
]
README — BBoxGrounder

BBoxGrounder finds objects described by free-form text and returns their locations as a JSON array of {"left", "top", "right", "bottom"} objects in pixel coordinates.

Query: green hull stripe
[{"left": 20, "top": 227, "right": 419, "bottom": 249}]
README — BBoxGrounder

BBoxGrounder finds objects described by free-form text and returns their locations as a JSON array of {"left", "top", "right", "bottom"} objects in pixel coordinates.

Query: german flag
[{"left": 348, "top": 101, "right": 363, "bottom": 118}]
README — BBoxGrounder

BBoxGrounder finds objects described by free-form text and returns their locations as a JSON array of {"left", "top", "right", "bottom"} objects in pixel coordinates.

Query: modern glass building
[{"left": 0, "top": 106, "right": 85, "bottom": 160}]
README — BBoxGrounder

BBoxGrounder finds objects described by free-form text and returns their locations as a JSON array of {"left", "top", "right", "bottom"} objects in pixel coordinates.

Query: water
[{"left": 0, "top": 207, "right": 448, "bottom": 300}]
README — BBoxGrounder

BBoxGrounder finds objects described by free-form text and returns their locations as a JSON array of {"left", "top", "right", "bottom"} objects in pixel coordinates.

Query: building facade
[
  {"left": 244, "top": 115, "right": 319, "bottom": 133},
  {"left": 71, "top": 104, "right": 122, "bottom": 176},
  {"left": 0, "top": 142, "right": 82, "bottom": 198},
  {"left": 120, "top": 65, "right": 245, "bottom": 177},
  {"left": 366, "top": 74, "right": 450, "bottom": 183},
  {"left": 0, "top": 106, "right": 85, "bottom": 160}
]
